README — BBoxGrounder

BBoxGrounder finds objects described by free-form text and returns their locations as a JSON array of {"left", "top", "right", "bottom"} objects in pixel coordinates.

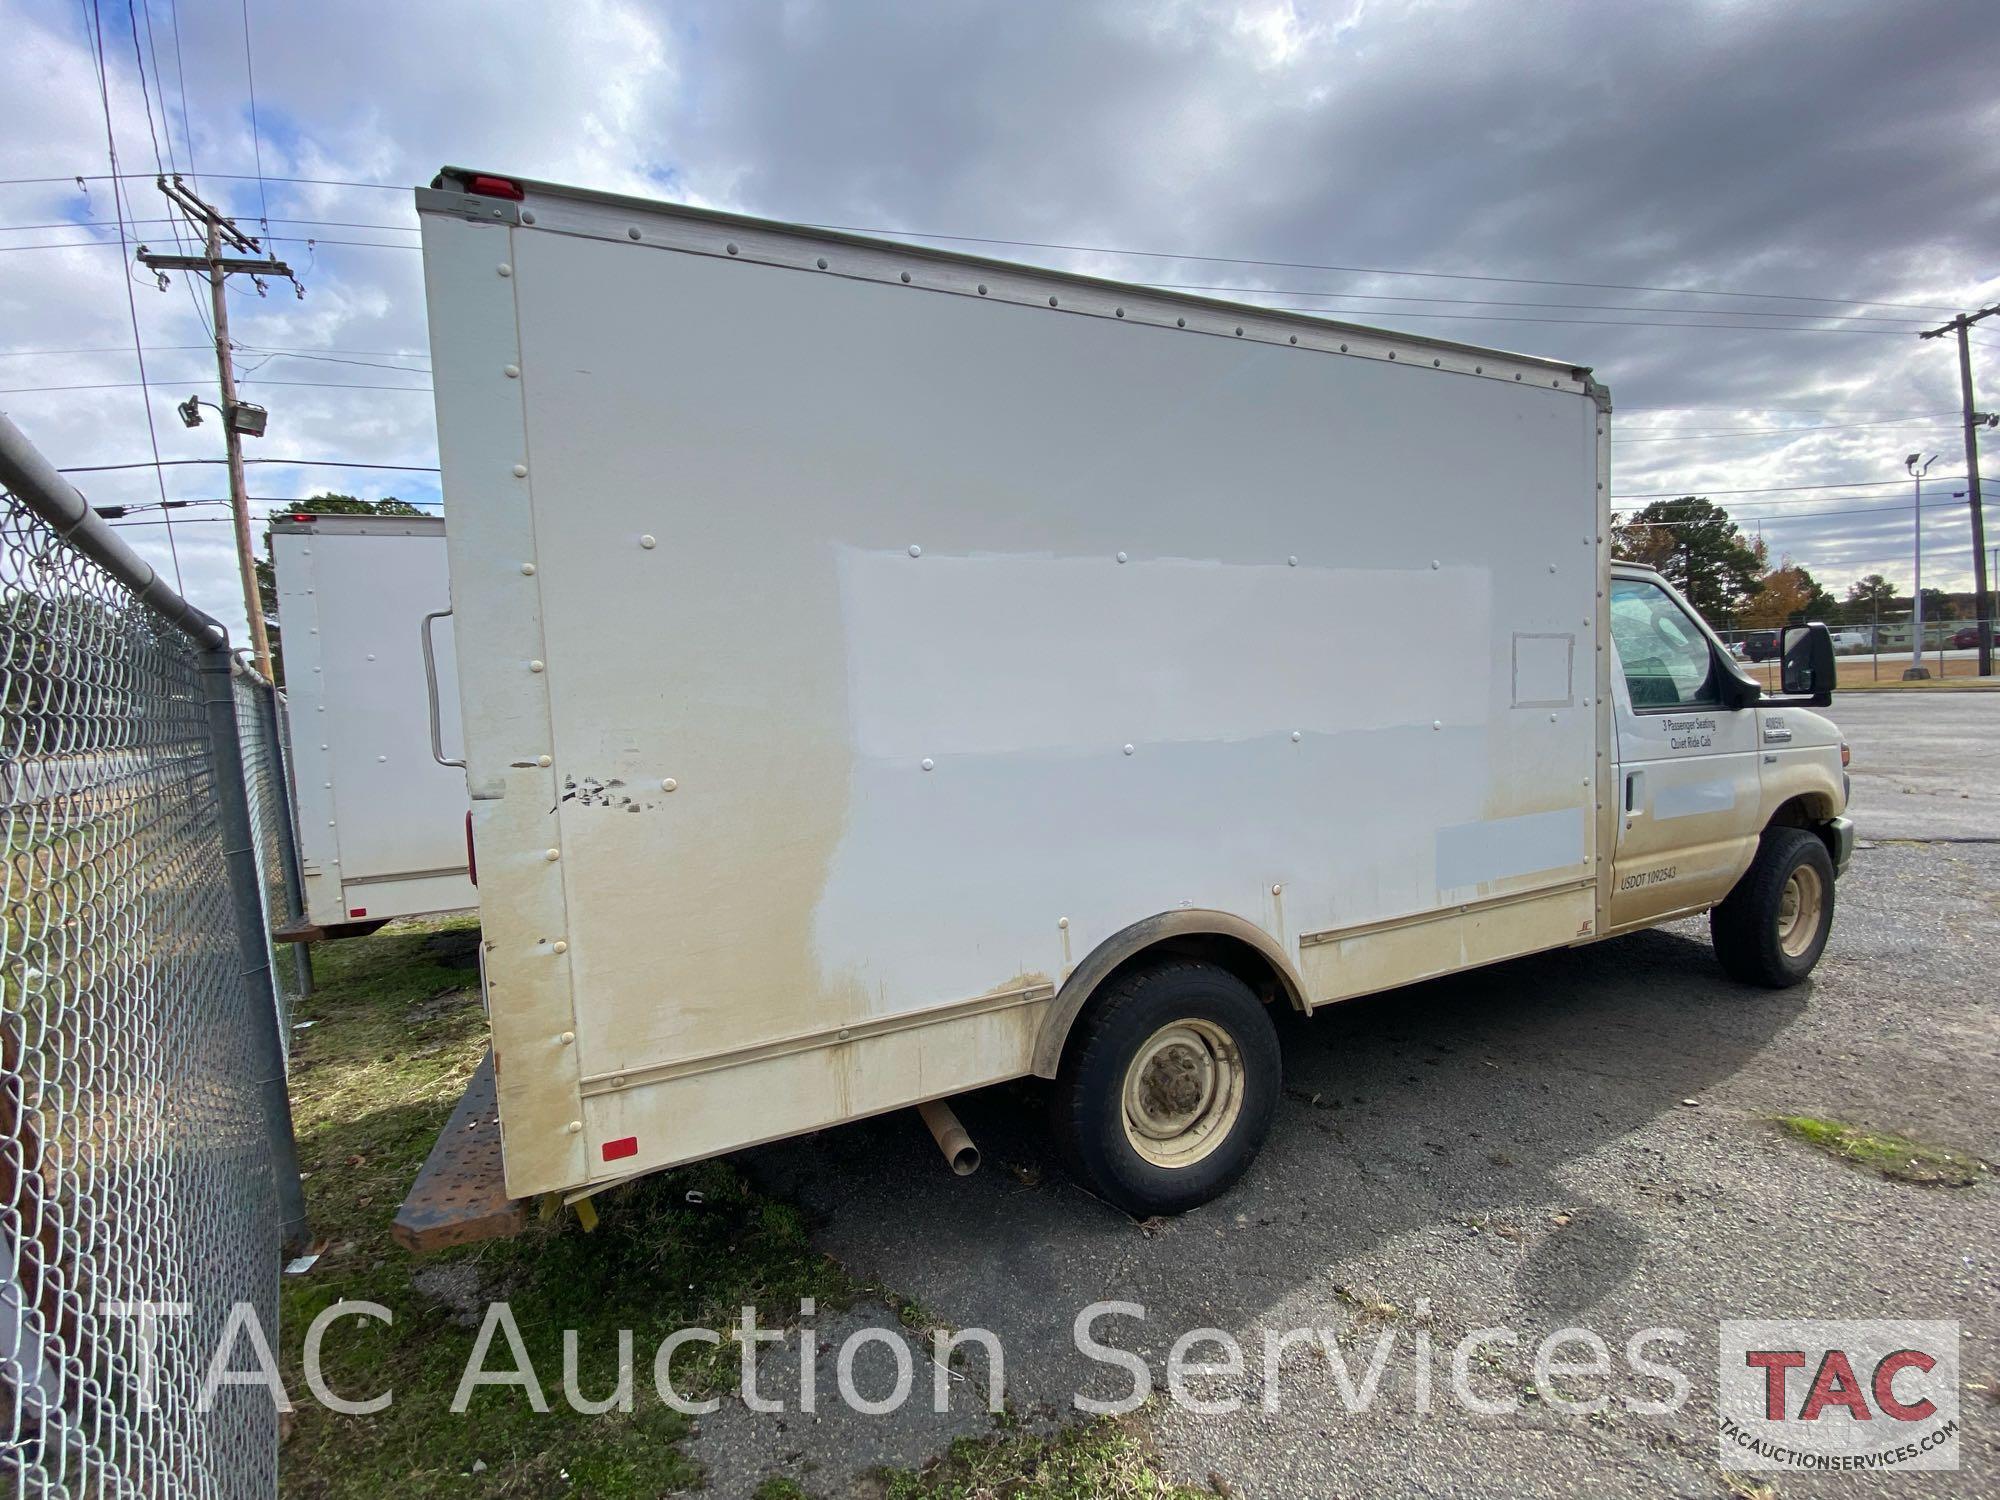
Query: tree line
[{"left": 1610, "top": 496, "right": 1963, "bottom": 631}]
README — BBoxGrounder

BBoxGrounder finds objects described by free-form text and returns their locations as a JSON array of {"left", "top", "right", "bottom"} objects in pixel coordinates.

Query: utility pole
[
  {"left": 1920, "top": 303, "right": 1999, "bottom": 677},
  {"left": 137, "top": 175, "right": 299, "bottom": 680}
]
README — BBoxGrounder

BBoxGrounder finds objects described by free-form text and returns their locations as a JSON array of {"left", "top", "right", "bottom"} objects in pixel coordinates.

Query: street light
[{"left": 1904, "top": 453, "right": 1938, "bottom": 680}]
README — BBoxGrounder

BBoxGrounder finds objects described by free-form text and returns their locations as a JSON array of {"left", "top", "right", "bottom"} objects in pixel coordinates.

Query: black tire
[
  {"left": 1049, "top": 961, "right": 1280, "bottom": 1216},
  {"left": 1710, "top": 826, "right": 1835, "bottom": 988}
]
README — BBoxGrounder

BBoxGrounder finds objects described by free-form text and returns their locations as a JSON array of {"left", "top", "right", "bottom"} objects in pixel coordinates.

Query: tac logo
[{"left": 1718, "top": 1320, "right": 1959, "bottom": 1472}]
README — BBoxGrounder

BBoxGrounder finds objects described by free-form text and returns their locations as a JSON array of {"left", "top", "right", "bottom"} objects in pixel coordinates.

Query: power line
[
  {"left": 1615, "top": 418, "right": 1964, "bottom": 442},
  {"left": 61, "top": 456, "right": 440, "bottom": 473},
  {"left": 812, "top": 222, "right": 1967, "bottom": 316},
  {"left": 1151, "top": 282, "right": 1931, "bottom": 326},
  {"left": 0, "top": 342, "right": 430, "bottom": 359},
  {"left": 237, "top": 0, "right": 269, "bottom": 229},
  {"left": 1614, "top": 476, "right": 1964, "bottom": 499},
  {"left": 83, "top": 0, "right": 181, "bottom": 590},
  {"left": 0, "top": 377, "right": 432, "bottom": 394},
  {"left": 0, "top": 169, "right": 1967, "bottom": 317}
]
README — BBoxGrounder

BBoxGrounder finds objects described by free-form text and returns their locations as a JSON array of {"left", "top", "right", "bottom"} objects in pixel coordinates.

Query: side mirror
[{"left": 1780, "top": 622, "right": 1836, "bottom": 704}]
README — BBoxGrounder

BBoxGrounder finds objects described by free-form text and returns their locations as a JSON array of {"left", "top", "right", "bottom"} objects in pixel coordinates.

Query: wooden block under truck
[{"left": 393, "top": 166, "right": 1853, "bottom": 1249}]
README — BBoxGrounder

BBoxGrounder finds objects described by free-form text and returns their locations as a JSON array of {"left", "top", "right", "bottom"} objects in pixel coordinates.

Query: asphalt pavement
[{"left": 715, "top": 691, "right": 1998, "bottom": 1499}]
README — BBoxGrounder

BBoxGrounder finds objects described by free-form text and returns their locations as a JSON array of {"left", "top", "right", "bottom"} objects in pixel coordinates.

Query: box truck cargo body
[
  {"left": 271, "top": 513, "right": 474, "bottom": 935},
  {"left": 404, "top": 169, "right": 1849, "bottom": 1234}
]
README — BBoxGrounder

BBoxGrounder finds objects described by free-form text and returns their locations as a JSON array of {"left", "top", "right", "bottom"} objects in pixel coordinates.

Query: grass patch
[
  {"left": 1775, "top": 1115, "right": 1990, "bottom": 1188},
  {"left": 278, "top": 918, "right": 865, "bottom": 1499},
  {"left": 876, "top": 1418, "right": 1211, "bottom": 1500}
]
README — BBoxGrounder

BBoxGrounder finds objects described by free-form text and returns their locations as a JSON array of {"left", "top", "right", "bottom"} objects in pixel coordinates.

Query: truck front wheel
[
  {"left": 1709, "top": 826, "right": 1835, "bottom": 988},
  {"left": 1050, "top": 961, "right": 1280, "bottom": 1215}
]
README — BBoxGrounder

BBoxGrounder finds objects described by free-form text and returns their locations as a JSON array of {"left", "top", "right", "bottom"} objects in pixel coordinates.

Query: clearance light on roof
[{"left": 465, "top": 174, "right": 525, "bottom": 202}]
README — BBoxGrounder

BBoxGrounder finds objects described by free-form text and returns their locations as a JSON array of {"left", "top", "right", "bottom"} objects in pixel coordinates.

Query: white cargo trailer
[
  {"left": 397, "top": 168, "right": 1850, "bottom": 1244},
  {"left": 270, "top": 512, "right": 474, "bottom": 938}
]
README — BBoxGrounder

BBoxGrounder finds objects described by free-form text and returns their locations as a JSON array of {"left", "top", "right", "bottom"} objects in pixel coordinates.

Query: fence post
[
  {"left": 254, "top": 674, "right": 314, "bottom": 997},
  {"left": 201, "top": 644, "right": 311, "bottom": 1255}
]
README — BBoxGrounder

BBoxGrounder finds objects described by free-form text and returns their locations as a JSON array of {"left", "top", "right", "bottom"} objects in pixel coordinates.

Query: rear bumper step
[{"left": 393, "top": 1050, "right": 529, "bottom": 1253}]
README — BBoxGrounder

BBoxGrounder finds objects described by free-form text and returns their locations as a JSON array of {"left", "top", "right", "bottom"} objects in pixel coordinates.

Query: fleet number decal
[
  {"left": 1662, "top": 715, "right": 1717, "bottom": 750},
  {"left": 1620, "top": 865, "right": 1678, "bottom": 891}
]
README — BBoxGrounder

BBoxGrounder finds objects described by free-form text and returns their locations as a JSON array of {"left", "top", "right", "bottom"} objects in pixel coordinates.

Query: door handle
[
  {"left": 420, "top": 608, "right": 465, "bottom": 769},
  {"left": 1624, "top": 769, "right": 1645, "bottom": 818}
]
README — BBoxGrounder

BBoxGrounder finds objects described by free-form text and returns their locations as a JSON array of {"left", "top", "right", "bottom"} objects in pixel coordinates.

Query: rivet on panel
[
  {"left": 377, "top": 754, "right": 387, "bottom": 763},
  {"left": 1115, "top": 307, "right": 1125, "bottom": 317},
  {"left": 662, "top": 777, "right": 677, "bottom": 792},
  {"left": 497, "top": 264, "right": 512, "bottom": 277},
  {"left": 1058, "top": 916, "right": 1070, "bottom": 930},
  {"left": 1431, "top": 559, "right": 1441, "bottom": 570},
  {"left": 1548, "top": 563, "right": 1558, "bottom": 573},
  {"left": 901, "top": 271, "right": 912, "bottom": 284},
  {"left": 1176, "top": 318, "right": 1186, "bottom": 328},
  {"left": 559, "top": 1031, "right": 575, "bottom": 1045},
  {"left": 1048, "top": 296, "right": 1059, "bottom": 307},
  {"left": 1287, "top": 555, "right": 1298, "bottom": 566},
  {"left": 538, "top": 755, "right": 553, "bottom": 767},
  {"left": 521, "top": 562, "right": 536, "bottom": 575},
  {"left": 628, "top": 227, "right": 641, "bottom": 240},
  {"left": 1289, "top": 335, "right": 1298, "bottom": 345},
  {"left": 726, "top": 242, "right": 739, "bottom": 255},
  {"left": 837, "top": 1029, "right": 850, "bottom": 1041},
  {"left": 544, "top": 848, "right": 560, "bottom": 862},
  {"left": 366, "top": 653, "right": 377, "bottom": 662},
  {"left": 921, "top": 758, "right": 935, "bottom": 772},
  {"left": 1339, "top": 343, "right": 1348, "bottom": 353},
  {"left": 1550, "top": 714, "right": 1559, "bottom": 723},
  {"left": 1476, "top": 365, "right": 1484, "bottom": 374},
  {"left": 1235, "top": 327, "right": 1244, "bottom": 336},
  {"left": 1291, "top": 731, "right": 1302, "bottom": 742},
  {"left": 1272, "top": 884, "right": 1283, "bottom": 896},
  {"left": 1515, "top": 373, "right": 1522, "bottom": 381},
  {"left": 504, "top": 364, "right": 520, "bottom": 379},
  {"left": 529, "top": 660, "right": 545, "bottom": 673},
  {"left": 1432, "top": 721, "right": 1442, "bottom": 731},
  {"left": 640, "top": 535, "right": 657, "bottom": 549},
  {"left": 908, "top": 544, "right": 922, "bottom": 558},
  {"left": 816, "top": 257, "right": 828, "bottom": 269},
  {"left": 512, "top": 463, "right": 528, "bottom": 478},
  {"left": 1123, "top": 743, "right": 1135, "bottom": 756},
  {"left": 977, "top": 284, "right": 988, "bottom": 295},
  {"left": 1433, "top": 359, "right": 1441, "bottom": 367},
  {"left": 1116, "top": 551, "right": 1128, "bottom": 563},
  {"left": 552, "top": 940, "right": 568, "bottom": 955},
  {"left": 521, "top": 211, "right": 536, "bottom": 225},
  {"left": 566, "top": 1121, "right": 582, "bottom": 1134},
  {"left": 1388, "top": 352, "right": 1397, "bottom": 360}
]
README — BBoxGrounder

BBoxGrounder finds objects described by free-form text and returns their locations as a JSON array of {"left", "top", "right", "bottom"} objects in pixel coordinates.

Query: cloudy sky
[{"left": 4, "top": 0, "right": 1997, "bottom": 640}]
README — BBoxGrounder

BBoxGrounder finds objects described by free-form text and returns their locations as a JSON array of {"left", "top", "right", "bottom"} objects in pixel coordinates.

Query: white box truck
[
  {"left": 397, "top": 167, "right": 1852, "bottom": 1244},
  {"left": 270, "top": 512, "right": 475, "bottom": 938}
]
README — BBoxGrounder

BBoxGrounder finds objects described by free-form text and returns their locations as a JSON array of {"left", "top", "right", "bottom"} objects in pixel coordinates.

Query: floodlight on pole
[{"left": 1904, "top": 453, "right": 1938, "bottom": 679}]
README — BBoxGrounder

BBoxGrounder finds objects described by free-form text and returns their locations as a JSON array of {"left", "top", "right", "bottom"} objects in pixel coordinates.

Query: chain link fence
[
  {"left": 1714, "top": 613, "right": 1996, "bottom": 687},
  {"left": 234, "top": 671, "right": 311, "bottom": 1046},
  {"left": 2, "top": 415, "right": 304, "bottom": 1500}
]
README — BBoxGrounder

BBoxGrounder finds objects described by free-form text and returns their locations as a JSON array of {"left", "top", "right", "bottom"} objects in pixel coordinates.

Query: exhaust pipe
[{"left": 917, "top": 1099, "right": 980, "bottom": 1177}]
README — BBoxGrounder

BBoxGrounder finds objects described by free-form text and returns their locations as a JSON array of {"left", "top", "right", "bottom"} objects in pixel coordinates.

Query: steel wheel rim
[
  {"left": 1121, "top": 1019, "right": 1245, "bottom": 1169},
  {"left": 1777, "top": 864, "right": 1825, "bottom": 959}
]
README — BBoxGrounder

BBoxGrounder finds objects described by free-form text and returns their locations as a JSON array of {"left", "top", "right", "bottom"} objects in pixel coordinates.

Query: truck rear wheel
[
  {"left": 1050, "top": 961, "right": 1280, "bottom": 1216},
  {"left": 1709, "top": 826, "right": 1835, "bottom": 988}
]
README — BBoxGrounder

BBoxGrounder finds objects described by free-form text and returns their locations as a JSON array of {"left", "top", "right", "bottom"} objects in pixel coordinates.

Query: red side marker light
[
  {"left": 348, "top": 907, "right": 368, "bottom": 918},
  {"left": 291, "top": 513, "right": 314, "bottom": 523},
  {"left": 603, "top": 1136, "right": 638, "bottom": 1162},
  {"left": 465, "top": 174, "right": 525, "bottom": 202}
]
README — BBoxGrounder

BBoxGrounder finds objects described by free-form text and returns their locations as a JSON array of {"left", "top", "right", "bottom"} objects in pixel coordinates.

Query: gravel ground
[{"left": 726, "top": 693, "right": 1998, "bottom": 1498}]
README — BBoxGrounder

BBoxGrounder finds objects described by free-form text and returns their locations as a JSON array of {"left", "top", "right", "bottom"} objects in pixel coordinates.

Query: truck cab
[{"left": 1605, "top": 562, "right": 1852, "bottom": 982}]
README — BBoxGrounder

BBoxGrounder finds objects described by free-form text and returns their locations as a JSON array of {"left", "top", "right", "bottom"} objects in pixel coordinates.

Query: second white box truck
[{"left": 398, "top": 168, "right": 1851, "bottom": 1241}]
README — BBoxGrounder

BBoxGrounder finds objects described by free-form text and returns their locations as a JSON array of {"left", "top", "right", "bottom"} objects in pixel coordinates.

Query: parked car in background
[
  {"left": 1742, "top": 629, "right": 1782, "bottom": 661},
  {"left": 1952, "top": 625, "right": 1983, "bottom": 650},
  {"left": 1831, "top": 628, "right": 1873, "bottom": 652}
]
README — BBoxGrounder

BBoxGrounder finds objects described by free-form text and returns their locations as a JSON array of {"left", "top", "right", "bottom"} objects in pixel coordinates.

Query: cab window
[{"left": 1610, "top": 578, "right": 1719, "bottom": 709}]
